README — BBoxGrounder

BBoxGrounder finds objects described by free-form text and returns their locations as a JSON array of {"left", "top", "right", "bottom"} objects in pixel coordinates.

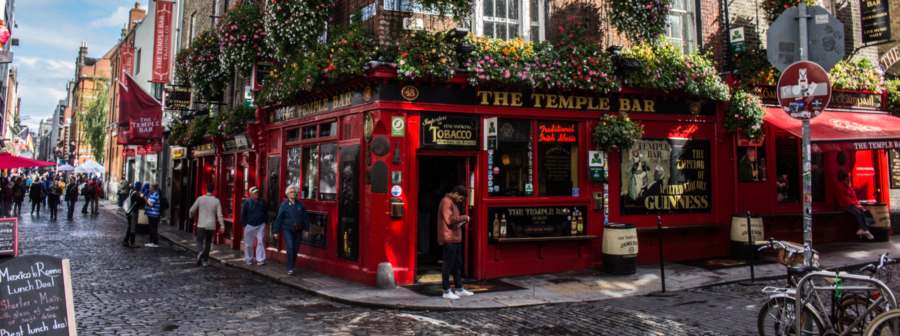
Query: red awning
[
  {"left": 765, "top": 108, "right": 900, "bottom": 152},
  {"left": 0, "top": 153, "right": 56, "bottom": 169}
]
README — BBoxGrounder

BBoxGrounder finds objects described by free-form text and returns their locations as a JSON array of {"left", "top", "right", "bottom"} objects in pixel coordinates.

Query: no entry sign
[{"left": 776, "top": 61, "right": 832, "bottom": 119}]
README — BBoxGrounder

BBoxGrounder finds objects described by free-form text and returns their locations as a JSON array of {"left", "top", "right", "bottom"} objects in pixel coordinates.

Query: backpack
[
  {"left": 160, "top": 196, "right": 170, "bottom": 213},
  {"left": 87, "top": 183, "right": 98, "bottom": 197},
  {"left": 80, "top": 183, "right": 87, "bottom": 196}
]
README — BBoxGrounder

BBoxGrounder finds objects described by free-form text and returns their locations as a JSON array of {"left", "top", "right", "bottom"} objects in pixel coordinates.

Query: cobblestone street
[{"left": 17, "top": 202, "right": 765, "bottom": 335}]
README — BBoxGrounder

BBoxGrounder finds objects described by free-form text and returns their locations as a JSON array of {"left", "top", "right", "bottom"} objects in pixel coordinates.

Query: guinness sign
[{"left": 420, "top": 113, "right": 479, "bottom": 149}]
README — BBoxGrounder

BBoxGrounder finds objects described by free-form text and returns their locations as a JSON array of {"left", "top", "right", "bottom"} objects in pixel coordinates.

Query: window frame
[
  {"left": 474, "top": 0, "right": 544, "bottom": 42},
  {"left": 665, "top": 0, "right": 696, "bottom": 53}
]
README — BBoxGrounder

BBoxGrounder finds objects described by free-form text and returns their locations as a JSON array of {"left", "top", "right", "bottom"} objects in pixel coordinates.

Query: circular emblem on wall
[
  {"left": 400, "top": 86, "right": 419, "bottom": 101},
  {"left": 363, "top": 87, "right": 372, "bottom": 101},
  {"left": 689, "top": 103, "right": 702, "bottom": 115},
  {"left": 499, "top": 123, "right": 515, "bottom": 137},
  {"left": 363, "top": 113, "right": 374, "bottom": 142},
  {"left": 371, "top": 135, "right": 390, "bottom": 156},
  {"left": 391, "top": 185, "right": 402, "bottom": 197}
]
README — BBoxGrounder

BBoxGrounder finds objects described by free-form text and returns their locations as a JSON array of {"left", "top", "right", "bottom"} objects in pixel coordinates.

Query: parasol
[
  {"left": 57, "top": 164, "right": 75, "bottom": 172},
  {"left": 0, "top": 153, "right": 56, "bottom": 169},
  {"left": 74, "top": 160, "right": 105, "bottom": 174}
]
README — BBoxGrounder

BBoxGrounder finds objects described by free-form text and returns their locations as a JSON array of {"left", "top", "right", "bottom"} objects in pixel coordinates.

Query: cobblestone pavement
[{"left": 16, "top": 200, "right": 765, "bottom": 335}]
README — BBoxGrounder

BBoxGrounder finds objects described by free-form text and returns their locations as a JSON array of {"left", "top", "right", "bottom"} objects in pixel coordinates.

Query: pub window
[
  {"left": 477, "top": 0, "right": 543, "bottom": 41},
  {"left": 302, "top": 125, "right": 317, "bottom": 140},
  {"left": 537, "top": 120, "right": 578, "bottom": 196},
  {"left": 666, "top": 0, "right": 696, "bottom": 53},
  {"left": 319, "top": 121, "right": 337, "bottom": 138},
  {"left": 491, "top": 119, "right": 531, "bottom": 197},
  {"left": 737, "top": 144, "right": 766, "bottom": 182},
  {"left": 301, "top": 146, "right": 319, "bottom": 200},
  {"left": 775, "top": 134, "right": 799, "bottom": 203},
  {"left": 286, "top": 129, "right": 300, "bottom": 142}
]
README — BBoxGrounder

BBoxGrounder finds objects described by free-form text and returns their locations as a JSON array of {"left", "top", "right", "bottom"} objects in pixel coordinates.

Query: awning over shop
[{"left": 765, "top": 108, "right": 900, "bottom": 152}]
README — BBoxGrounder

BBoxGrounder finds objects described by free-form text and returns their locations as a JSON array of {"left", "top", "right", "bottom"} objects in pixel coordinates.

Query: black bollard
[
  {"left": 648, "top": 216, "right": 677, "bottom": 297},
  {"left": 740, "top": 211, "right": 765, "bottom": 286}
]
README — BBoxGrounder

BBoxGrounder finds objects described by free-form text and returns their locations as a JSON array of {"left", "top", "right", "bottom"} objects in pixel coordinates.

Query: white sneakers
[
  {"left": 455, "top": 288, "right": 474, "bottom": 296},
  {"left": 443, "top": 288, "right": 474, "bottom": 299},
  {"left": 857, "top": 229, "right": 875, "bottom": 240},
  {"left": 144, "top": 243, "right": 159, "bottom": 248},
  {"left": 443, "top": 290, "right": 460, "bottom": 300}
]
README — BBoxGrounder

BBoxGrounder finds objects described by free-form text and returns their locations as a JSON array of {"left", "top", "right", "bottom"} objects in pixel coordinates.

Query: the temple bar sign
[{"left": 475, "top": 90, "right": 710, "bottom": 115}]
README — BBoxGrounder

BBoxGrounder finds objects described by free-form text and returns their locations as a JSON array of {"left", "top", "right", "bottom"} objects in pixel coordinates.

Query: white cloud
[
  {"left": 89, "top": 3, "right": 148, "bottom": 28},
  {"left": 16, "top": 57, "right": 75, "bottom": 71}
]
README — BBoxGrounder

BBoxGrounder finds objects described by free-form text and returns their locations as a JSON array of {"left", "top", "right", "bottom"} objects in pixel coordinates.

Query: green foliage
[
  {"left": 830, "top": 59, "right": 884, "bottom": 93},
  {"left": 608, "top": 0, "right": 672, "bottom": 44},
  {"left": 78, "top": 74, "right": 110, "bottom": 163},
  {"left": 185, "top": 30, "right": 233, "bottom": 101},
  {"left": 724, "top": 89, "right": 766, "bottom": 141},
  {"left": 396, "top": 30, "right": 458, "bottom": 82},
  {"left": 761, "top": 0, "right": 818, "bottom": 24},
  {"left": 207, "top": 106, "right": 255, "bottom": 137},
  {"left": 887, "top": 79, "right": 900, "bottom": 117},
  {"left": 593, "top": 113, "right": 644, "bottom": 151},
  {"left": 733, "top": 47, "right": 779, "bottom": 86},
  {"left": 167, "top": 122, "right": 188, "bottom": 146},
  {"left": 217, "top": 0, "right": 274, "bottom": 76},
  {"left": 417, "top": 0, "right": 474, "bottom": 24},
  {"left": 174, "top": 48, "right": 192, "bottom": 86},
  {"left": 622, "top": 42, "right": 730, "bottom": 101},
  {"left": 264, "top": 0, "right": 333, "bottom": 59}
]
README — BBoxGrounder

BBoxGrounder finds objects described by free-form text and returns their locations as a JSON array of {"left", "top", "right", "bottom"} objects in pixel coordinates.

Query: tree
[{"left": 78, "top": 74, "right": 109, "bottom": 163}]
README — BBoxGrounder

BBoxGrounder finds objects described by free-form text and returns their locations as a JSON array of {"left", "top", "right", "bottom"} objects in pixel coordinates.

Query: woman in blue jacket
[{"left": 273, "top": 186, "right": 309, "bottom": 275}]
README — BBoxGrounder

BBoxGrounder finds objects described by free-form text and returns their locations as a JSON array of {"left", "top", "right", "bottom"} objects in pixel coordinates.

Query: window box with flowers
[
  {"left": 217, "top": 0, "right": 274, "bottom": 76},
  {"left": 167, "top": 116, "right": 209, "bottom": 147},
  {"left": 207, "top": 106, "right": 255, "bottom": 138},
  {"left": 593, "top": 113, "right": 644, "bottom": 151},
  {"left": 724, "top": 89, "right": 766, "bottom": 141}
]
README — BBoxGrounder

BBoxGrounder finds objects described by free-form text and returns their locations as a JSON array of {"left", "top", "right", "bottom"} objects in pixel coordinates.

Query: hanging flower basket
[
  {"left": 264, "top": 0, "right": 333, "bottom": 59},
  {"left": 724, "top": 89, "right": 766, "bottom": 141},
  {"left": 608, "top": 0, "right": 672, "bottom": 44},
  {"left": 217, "top": 0, "right": 274, "bottom": 76},
  {"left": 593, "top": 113, "right": 644, "bottom": 151},
  {"left": 184, "top": 30, "right": 232, "bottom": 101}
]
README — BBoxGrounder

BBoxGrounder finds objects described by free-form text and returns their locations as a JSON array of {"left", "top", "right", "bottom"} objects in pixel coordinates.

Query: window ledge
[{"left": 491, "top": 235, "right": 599, "bottom": 243}]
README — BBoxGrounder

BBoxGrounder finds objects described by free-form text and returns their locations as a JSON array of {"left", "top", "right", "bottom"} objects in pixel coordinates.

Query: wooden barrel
[
  {"left": 602, "top": 223, "right": 638, "bottom": 275},
  {"left": 862, "top": 203, "right": 891, "bottom": 242},
  {"left": 731, "top": 214, "right": 763, "bottom": 259}
]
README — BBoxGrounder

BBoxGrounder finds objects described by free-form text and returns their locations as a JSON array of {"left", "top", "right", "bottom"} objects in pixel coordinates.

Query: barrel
[
  {"left": 602, "top": 223, "right": 638, "bottom": 275},
  {"left": 731, "top": 214, "right": 764, "bottom": 259},
  {"left": 862, "top": 203, "right": 891, "bottom": 242},
  {"left": 136, "top": 209, "right": 150, "bottom": 234}
]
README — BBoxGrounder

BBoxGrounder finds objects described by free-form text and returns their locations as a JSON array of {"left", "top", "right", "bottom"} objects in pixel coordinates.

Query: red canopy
[
  {"left": 765, "top": 108, "right": 900, "bottom": 152},
  {"left": 0, "top": 153, "right": 56, "bottom": 169}
]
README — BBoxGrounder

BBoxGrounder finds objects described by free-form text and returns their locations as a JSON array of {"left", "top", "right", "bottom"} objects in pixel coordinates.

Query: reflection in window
[
  {"left": 302, "top": 146, "right": 319, "bottom": 200},
  {"left": 302, "top": 126, "right": 317, "bottom": 140},
  {"left": 491, "top": 119, "right": 531, "bottom": 197},
  {"left": 286, "top": 129, "right": 300, "bottom": 142},
  {"left": 775, "top": 135, "right": 799, "bottom": 203},
  {"left": 537, "top": 121, "right": 578, "bottom": 196},
  {"left": 319, "top": 122, "right": 337, "bottom": 137}
]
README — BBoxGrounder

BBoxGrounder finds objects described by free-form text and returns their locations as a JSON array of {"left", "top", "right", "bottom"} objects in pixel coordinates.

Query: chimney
[
  {"left": 78, "top": 41, "right": 88, "bottom": 67},
  {"left": 128, "top": 2, "right": 146, "bottom": 30},
  {"left": 121, "top": 24, "right": 127, "bottom": 40}
]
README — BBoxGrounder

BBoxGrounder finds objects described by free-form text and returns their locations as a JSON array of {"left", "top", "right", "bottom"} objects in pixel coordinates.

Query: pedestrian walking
[
  {"left": 123, "top": 182, "right": 143, "bottom": 247},
  {"left": 188, "top": 183, "right": 224, "bottom": 266},
  {"left": 41, "top": 177, "right": 50, "bottom": 209},
  {"left": 437, "top": 185, "right": 474, "bottom": 300},
  {"left": 80, "top": 177, "right": 90, "bottom": 214},
  {"left": 65, "top": 177, "right": 78, "bottom": 220},
  {"left": 144, "top": 183, "right": 161, "bottom": 247},
  {"left": 87, "top": 177, "right": 100, "bottom": 214},
  {"left": 29, "top": 177, "right": 45, "bottom": 216},
  {"left": 12, "top": 178, "right": 24, "bottom": 216},
  {"left": 273, "top": 186, "right": 309, "bottom": 275},
  {"left": 117, "top": 181, "right": 131, "bottom": 207},
  {"left": 47, "top": 182, "right": 61, "bottom": 220},
  {"left": 0, "top": 181, "right": 11, "bottom": 217},
  {"left": 240, "top": 187, "right": 268, "bottom": 266}
]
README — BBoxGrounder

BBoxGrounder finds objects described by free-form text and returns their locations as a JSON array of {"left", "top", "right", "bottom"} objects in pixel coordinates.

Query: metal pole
[
  {"left": 747, "top": 212, "right": 756, "bottom": 281},
  {"left": 799, "top": 2, "right": 813, "bottom": 266},
  {"left": 648, "top": 216, "right": 677, "bottom": 296}
]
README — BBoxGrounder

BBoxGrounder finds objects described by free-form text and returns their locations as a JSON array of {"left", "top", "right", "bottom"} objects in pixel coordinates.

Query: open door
[{"left": 463, "top": 157, "right": 476, "bottom": 277}]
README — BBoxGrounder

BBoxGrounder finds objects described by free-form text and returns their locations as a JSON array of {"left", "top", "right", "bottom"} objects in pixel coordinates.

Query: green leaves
[
  {"left": 724, "top": 89, "right": 766, "bottom": 141},
  {"left": 397, "top": 30, "right": 458, "bottom": 82},
  {"left": 78, "top": 74, "right": 110, "bottom": 163},
  {"left": 622, "top": 42, "right": 729, "bottom": 101},
  {"left": 207, "top": 106, "right": 255, "bottom": 138},
  {"left": 608, "top": 0, "right": 672, "bottom": 44},
  {"left": 185, "top": 31, "right": 232, "bottom": 101},
  {"left": 887, "top": 79, "right": 900, "bottom": 117},
  {"left": 217, "top": 1, "right": 274, "bottom": 76},
  {"left": 593, "top": 113, "right": 644, "bottom": 151}
]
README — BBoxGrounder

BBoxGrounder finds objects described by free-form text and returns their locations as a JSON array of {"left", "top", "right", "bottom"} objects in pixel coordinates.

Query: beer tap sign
[{"left": 776, "top": 61, "right": 832, "bottom": 120}]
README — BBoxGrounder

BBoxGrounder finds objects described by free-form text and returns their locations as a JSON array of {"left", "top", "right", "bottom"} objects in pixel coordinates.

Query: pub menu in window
[
  {"left": 487, "top": 206, "right": 589, "bottom": 239},
  {"left": 620, "top": 138, "right": 712, "bottom": 215},
  {"left": 890, "top": 149, "right": 900, "bottom": 189},
  {"left": 0, "top": 255, "right": 77, "bottom": 335}
]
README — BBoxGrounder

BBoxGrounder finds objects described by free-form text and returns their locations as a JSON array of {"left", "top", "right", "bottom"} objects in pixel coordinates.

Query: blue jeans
[
  {"left": 845, "top": 206, "right": 872, "bottom": 232},
  {"left": 282, "top": 229, "right": 303, "bottom": 272},
  {"left": 441, "top": 243, "right": 463, "bottom": 291}
]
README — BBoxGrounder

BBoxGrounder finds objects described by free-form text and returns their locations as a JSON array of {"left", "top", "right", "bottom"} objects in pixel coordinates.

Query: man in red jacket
[
  {"left": 437, "top": 185, "right": 473, "bottom": 300},
  {"left": 837, "top": 169, "right": 873, "bottom": 240}
]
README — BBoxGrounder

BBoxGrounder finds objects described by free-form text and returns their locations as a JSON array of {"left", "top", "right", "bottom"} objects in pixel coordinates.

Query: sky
[{"left": 13, "top": 0, "right": 147, "bottom": 132}]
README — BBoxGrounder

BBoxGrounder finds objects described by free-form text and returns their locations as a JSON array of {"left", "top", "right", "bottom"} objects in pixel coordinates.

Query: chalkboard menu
[
  {"left": 302, "top": 211, "right": 328, "bottom": 249},
  {"left": 487, "top": 206, "right": 589, "bottom": 239},
  {"left": 890, "top": 149, "right": 900, "bottom": 189},
  {"left": 0, "top": 255, "right": 76, "bottom": 336},
  {"left": 0, "top": 218, "right": 17, "bottom": 256}
]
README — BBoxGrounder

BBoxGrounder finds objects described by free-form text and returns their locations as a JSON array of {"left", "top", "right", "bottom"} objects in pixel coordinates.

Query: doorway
[{"left": 415, "top": 156, "right": 474, "bottom": 284}]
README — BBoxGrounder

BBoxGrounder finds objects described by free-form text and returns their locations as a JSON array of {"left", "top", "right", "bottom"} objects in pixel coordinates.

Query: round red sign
[{"left": 776, "top": 61, "right": 831, "bottom": 120}]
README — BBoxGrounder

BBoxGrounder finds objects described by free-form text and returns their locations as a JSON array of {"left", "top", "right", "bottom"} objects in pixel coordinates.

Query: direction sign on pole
[
  {"left": 776, "top": 61, "right": 832, "bottom": 119},
  {"left": 730, "top": 27, "right": 746, "bottom": 53},
  {"left": 767, "top": 6, "right": 845, "bottom": 72}
]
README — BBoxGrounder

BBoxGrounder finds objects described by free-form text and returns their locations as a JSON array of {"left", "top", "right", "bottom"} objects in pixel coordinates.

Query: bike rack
[{"left": 794, "top": 271, "right": 898, "bottom": 335}]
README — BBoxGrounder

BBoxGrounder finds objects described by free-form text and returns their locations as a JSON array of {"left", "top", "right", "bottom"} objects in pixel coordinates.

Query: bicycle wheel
[
  {"left": 863, "top": 309, "right": 900, "bottom": 336},
  {"left": 758, "top": 296, "right": 826, "bottom": 336},
  {"left": 838, "top": 293, "right": 886, "bottom": 335}
]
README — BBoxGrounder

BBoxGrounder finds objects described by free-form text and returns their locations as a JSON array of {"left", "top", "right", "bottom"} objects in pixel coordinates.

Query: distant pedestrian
[
  {"left": 41, "top": 177, "right": 50, "bottom": 209},
  {"left": 87, "top": 177, "right": 100, "bottom": 214},
  {"left": 65, "top": 177, "right": 78, "bottom": 220},
  {"left": 117, "top": 181, "right": 131, "bottom": 207},
  {"left": 29, "top": 177, "right": 45, "bottom": 216},
  {"left": 437, "top": 185, "right": 474, "bottom": 300},
  {"left": 273, "top": 186, "right": 309, "bottom": 275},
  {"left": 240, "top": 187, "right": 268, "bottom": 266},
  {"left": 123, "top": 182, "right": 143, "bottom": 247},
  {"left": 188, "top": 183, "right": 224, "bottom": 266},
  {"left": 80, "top": 177, "right": 90, "bottom": 214},
  {"left": 12, "top": 178, "right": 24, "bottom": 216},
  {"left": 144, "top": 183, "right": 161, "bottom": 247},
  {"left": 0, "top": 181, "right": 10, "bottom": 217},
  {"left": 47, "top": 182, "right": 61, "bottom": 220}
]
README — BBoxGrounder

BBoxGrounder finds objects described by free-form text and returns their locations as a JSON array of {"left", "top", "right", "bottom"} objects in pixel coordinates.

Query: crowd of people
[{"left": 0, "top": 171, "right": 104, "bottom": 220}]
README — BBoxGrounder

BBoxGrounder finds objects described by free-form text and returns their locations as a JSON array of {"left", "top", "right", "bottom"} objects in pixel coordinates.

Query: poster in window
[
  {"left": 338, "top": 145, "right": 360, "bottom": 261},
  {"left": 537, "top": 121, "right": 578, "bottom": 196},
  {"left": 737, "top": 142, "right": 767, "bottom": 182},
  {"left": 286, "top": 147, "right": 302, "bottom": 194},
  {"left": 319, "top": 143, "right": 338, "bottom": 201},
  {"left": 419, "top": 112, "right": 479, "bottom": 149},
  {"left": 619, "top": 138, "right": 712, "bottom": 215},
  {"left": 266, "top": 156, "right": 280, "bottom": 246},
  {"left": 487, "top": 206, "right": 589, "bottom": 239},
  {"left": 302, "top": 211, "right": 327, "bottom": 249}
]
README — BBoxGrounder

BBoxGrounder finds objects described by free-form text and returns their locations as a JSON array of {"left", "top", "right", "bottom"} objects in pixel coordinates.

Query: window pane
[
  {"left": 530, "top": 0, "right": 538, "bottom": 21},
  {"left": 287, "top": 147, "right": 303, "bottom": 195},
  {"left": 737, "top": 145, "right": 766, "bottom": 182},
  {"left": 484, "top": 22, "right": 494, "bottom": 38},
  {"left": 537, "top": 121, "right": 579, "bottom": 196},
  {"left": 319, "top": 122, "right": 336, "bottom": 137},
  {"left": 302, "top": 146, "right": 318, "bottom": 200},
  {"left": 490, "top": 119, "right": 531, "bottom": 197},
  {"left": 672, "top": 0, "right": 684, "bottom": 11},
  {"left": 531, "top": 23, "right": 541, "bottom": 42},
  {"left": 508, "top": 0, "right": 518, "bottom": 20},
  {"left": 775, "top": 135, "right": 799, "bottom": 203},
  {"left": 667, "top": 15, "right": 682, "bottom": 40},
  {"left": 496, "top": 0, "right": 506, "bottom": 19},
  {"left": 286, "top": 129, "right": 299, "bottom": 142},
  {"left": 509, "top": 23, "right": 519, "bottom": 38},
  {"left": 484, "top": 0, "right": 494, "bottom": 16},
  {"left": 497, "top": 22, "right": 508, "bottom": 40},
  {"left": 302, "top": 125, "right": 317, "bottom": 139},
  {"left": 318, "top": 143, "right": 338, "bottom": 201}
]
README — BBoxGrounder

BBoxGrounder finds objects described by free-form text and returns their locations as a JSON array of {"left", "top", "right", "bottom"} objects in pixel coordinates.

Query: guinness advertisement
[
  {"left": 753, "top": 85, "right": 883, "bottom": 110},
  {"left": 419, "top": 112, "right": 479, "bottom": 149},
  {"left": 164, "top": 86, "right": 192, "bottom": 110},
  {"left": 620, "top": 138, "right": 712, "bottom": 215},
  {"left": 860, "top": 0, "right": 891, "bottom": 43},
  {"left": 487, "top": 206, "right": 589, "bottom": 240}
]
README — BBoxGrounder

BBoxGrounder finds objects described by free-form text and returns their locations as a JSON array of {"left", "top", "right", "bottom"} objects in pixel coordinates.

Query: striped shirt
[{"left": 145, "top": 191, "right": 160, "bottom": 218}]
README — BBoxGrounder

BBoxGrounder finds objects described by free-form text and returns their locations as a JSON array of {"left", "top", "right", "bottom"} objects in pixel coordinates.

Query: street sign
[
  {"left": 767, "top": 6, "right": 844, "bottom": 72},
  {"left": 777, "top": 61, "right": 832, "bottom": 119},
  {"left": 730, "top": 27, "right": 746, "bottom": 53},
  {"left": 122, "top": 149, "right": 135, "bottom": 157},
  {"left": 860, "top": 0, "right": 891, "bottom": 43},
  {"left": 136, "top": 146, "right": 147, "bottom": 156}
]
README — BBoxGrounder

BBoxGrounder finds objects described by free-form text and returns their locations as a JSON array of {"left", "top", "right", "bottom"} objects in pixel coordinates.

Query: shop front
[
  {"left": 191, "top": 140, "right": 217, "bottom": 236},
  {"left": 258, "top": 69, "right": 736, "bottom": 286},
  {"left": 169, "top": 146, "right": 194, "bottom": 232},
  {"left": 218, "top": 133, "right": 258, "bottom": 250}
]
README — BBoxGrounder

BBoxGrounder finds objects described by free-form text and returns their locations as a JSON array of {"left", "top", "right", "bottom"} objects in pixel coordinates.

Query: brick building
[{"left": 70, "top": 42, "right": 112, "bottom": 166}]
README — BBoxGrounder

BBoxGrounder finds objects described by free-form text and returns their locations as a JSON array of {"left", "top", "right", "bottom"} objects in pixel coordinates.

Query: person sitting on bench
[{"left": 837, "top": 169, "right": 874, "bottom": 240}]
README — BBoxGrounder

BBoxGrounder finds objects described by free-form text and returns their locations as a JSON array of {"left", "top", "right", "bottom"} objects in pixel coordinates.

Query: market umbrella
[
  {"left": 57, "top": 164, "right": 75, "bottom": 172},
  {"left": 73, "top": 160, "right": 104, "bottom": 174},
  {"left": 0, "top": 152, "right": 56, "bottom": 169}
]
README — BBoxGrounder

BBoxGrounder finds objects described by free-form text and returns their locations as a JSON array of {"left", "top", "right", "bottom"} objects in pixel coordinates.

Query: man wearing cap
[
  {"left": 437, "top": 185, "right": 474, "bottom": 300},
  {"left": 240, "top": 187, "right": 268, "bottom": 265}
]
